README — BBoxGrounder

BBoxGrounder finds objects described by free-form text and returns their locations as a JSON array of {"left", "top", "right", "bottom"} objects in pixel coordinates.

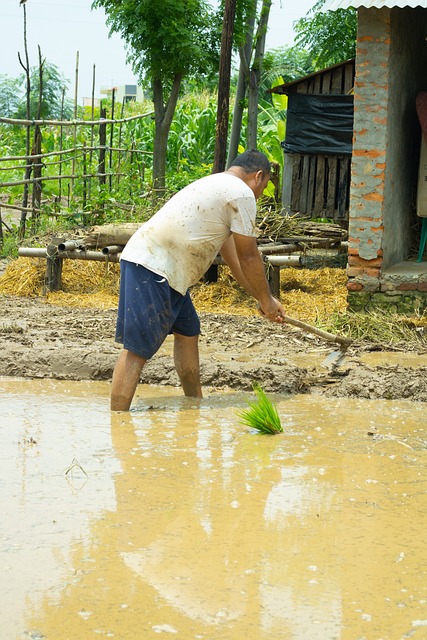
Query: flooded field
[{"left": 1, "top": 378, "right": 426, "bottom": 640}]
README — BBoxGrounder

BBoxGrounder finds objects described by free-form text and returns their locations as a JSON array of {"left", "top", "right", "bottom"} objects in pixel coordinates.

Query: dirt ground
[{"left": 1, "top": 293, "right": 427, "bottom": 402}]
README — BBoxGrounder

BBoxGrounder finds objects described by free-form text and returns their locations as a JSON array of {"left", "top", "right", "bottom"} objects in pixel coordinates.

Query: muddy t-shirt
[{"left": 120, "top": 172, "right": 257, "bottom": 295}]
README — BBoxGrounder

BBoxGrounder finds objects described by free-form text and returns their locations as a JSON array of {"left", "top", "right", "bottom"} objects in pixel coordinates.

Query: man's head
[{"left": 228, "top": 149, "right": 271, "bottom": 199}]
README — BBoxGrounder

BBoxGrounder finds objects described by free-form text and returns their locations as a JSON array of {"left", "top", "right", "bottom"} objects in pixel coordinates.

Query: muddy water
[{"left": 1, "top": 379, "right": 426, "bottom": 640}]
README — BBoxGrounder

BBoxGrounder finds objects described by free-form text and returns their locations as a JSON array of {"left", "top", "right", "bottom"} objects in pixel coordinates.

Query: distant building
[
  {"left": 100, "top": 84, "right": 145, "bottom": 104},
  {"left": 81, "top": 97, "right": 101, "bottom": 108}
]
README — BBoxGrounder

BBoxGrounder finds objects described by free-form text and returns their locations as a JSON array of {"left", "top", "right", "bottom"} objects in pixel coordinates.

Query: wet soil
[{"left": 1, "top": 294, "right": 427, "bottom": 402}]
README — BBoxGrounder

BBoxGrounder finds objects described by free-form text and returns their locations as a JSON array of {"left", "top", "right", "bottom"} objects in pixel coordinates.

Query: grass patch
[{"left": 319, "top": 309, "right": 427, "bottom": 349}]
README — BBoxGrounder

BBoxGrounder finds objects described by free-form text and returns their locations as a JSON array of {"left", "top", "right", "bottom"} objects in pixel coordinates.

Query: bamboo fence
[{"left": 0, "top": 107, "right": 154, "bottom": 236}]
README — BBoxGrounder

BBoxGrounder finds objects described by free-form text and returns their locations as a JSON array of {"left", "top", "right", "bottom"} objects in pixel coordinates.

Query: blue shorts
[{"left": 115, "top": 260, "right": 201, "bottom": 360}]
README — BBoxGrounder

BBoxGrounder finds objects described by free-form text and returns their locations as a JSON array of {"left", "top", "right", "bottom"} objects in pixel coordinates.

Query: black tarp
[{"left": 282, "top": 93, "right": 354, "bottom": 156}]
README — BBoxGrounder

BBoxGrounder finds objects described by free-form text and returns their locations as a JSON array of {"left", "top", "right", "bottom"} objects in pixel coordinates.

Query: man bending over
[{"left": 111, "top": 149, "right": 286, "bottom": 411}]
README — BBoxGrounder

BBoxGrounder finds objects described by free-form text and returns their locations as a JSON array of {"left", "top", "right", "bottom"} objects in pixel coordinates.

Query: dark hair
[{"left": 229, "top": 149, "right": 271, "bottom": 176}]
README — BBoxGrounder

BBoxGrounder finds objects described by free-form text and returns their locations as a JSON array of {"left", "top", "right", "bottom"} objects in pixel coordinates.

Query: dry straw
[
  {"left": 0, "top": 258, "right": 120, "bottom": 308},
  {"left": 192, "top": 266, "right": 348, "bottom": 323},
  {"left": 0, "top": 258, "right": 347, "bottom": 320}
]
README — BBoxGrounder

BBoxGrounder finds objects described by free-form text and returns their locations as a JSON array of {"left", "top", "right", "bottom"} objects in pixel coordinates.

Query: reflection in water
[{"left": 0, "top": 379, "right": 426, "bottom": 639}]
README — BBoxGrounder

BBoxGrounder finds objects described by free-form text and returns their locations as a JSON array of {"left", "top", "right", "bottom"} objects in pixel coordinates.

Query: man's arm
[{"left": 220, "top": 233, "right": 285, "bottom": 322}]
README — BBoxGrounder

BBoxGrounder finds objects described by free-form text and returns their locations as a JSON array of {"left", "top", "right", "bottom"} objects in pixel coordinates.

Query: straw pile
[
  {"left": 0, "top": 258, "right": 46, "bottom": 297},
  {"left": 0, "top": 258, "right": 120, "bottom": 309},
  {"left": 0, "top": 258, "right": 347, "bottom": 320},
  {"left": 191, "top": 266, "right": 348, "bottom": 323}
]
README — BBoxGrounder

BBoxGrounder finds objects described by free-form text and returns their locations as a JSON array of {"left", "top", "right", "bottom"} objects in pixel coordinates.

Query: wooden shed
[{"left": 271, "top": 59, "right": 356, "bottom": 227}]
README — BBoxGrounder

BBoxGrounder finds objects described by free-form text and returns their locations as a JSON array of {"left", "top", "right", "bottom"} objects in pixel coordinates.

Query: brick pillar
[{"left": 347, "top": 7, "right": 391, "bottom": 293}]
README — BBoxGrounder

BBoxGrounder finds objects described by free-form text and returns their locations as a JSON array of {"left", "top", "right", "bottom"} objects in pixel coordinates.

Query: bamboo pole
[
  {"left": 0, "top": 173, "right": 111, "bottom": 188},
  {"left": 259, "top": 244, "right": 300, "bottom": 255},
  {"left": 89, "top": 64, "right": 96, "bottom": 199},
  {"left": 0, "top": 202, "right": 41, "bottom": 213},
  {"left": 0, "top": 146, "right": 152, "bottom": 162},
  {"left": 98, "top": 106, "right": 107, "bottom": 214},
  {"left": 117, "top": 98, "right": 125, "bottom": 189},
  {"left": 71, "top": 51, "right": 79, "bottom": 202},
  {"left": 266, "top": 255, "right": 302, "bottom": 267},
  {"left": 31, "top": 46, "right": 44, "bottom": 229},
  {"left": 19, "top": 1, "right": 31, "bottom": 239},
  {"left": 0, "top": 112, "right": 154, "bottom": 127},
  {"left": 109, "top": 88, "right": 116, "bottom": 191},
  {"left": 18, "top": 246, "right": 121, "bottom": 263},
  {"left": 102, "top": 245, "right": 123, "bottom": 255},
  {"left": 57, "top": 240, "right": 81, "bottom": 252},
  {"left": 83, "top": 141, "right": 87, "bottom": 210},
  {"left": 58, "top": 87, "right": 65, "bottom": 208}
]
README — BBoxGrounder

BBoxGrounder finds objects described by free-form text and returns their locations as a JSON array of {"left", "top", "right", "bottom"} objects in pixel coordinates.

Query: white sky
[{"left": 0, "top": 0, "right": 315, "bottom": 105}]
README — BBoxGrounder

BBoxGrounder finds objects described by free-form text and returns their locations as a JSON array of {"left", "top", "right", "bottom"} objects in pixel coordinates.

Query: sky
[{"left": 0, "top": 0, "right": 316, "bottom": 106}]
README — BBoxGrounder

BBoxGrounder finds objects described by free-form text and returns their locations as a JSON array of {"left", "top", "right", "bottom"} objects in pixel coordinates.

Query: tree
[
  {"left": 246, "top": 0, "right": 271, "bottom": 149},
  {"left": 226, "top": 0, "right": 272, "bottom": 164},
  {"left": 293, "top": 0, "right": 357, "bottom": 69},
  {"left": 17, "top": 63, "right": 72, "bottom": 121},
  {"left": 0, "top": 76, "right": 22, "bottom": 118},
  {"left": 213, "top": 0, "right": 237, "bottom": 173},
  {"left": 92, "top": 0, "right": 220, "bottom": 193},
  {"left": 0, "top": 64, "right": 72, "bottom": 120},
  {"left": 261, "top": 46, "right": 316, "bottom": 93},
  {"left": 226, "top": 0, "right": 256, "bottom": 167}
]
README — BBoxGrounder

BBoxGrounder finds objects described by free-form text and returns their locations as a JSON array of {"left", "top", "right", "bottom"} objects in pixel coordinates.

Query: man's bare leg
[
  {"left": 110, "top": 348, "right": 147, "bottom": 411},
  {"left": 173, "top": 333, "right": 202, "bottom": 398}
]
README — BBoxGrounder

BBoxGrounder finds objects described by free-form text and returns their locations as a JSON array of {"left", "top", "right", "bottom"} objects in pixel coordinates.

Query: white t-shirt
[{"left": 121, "top": 172, "right": 257, "bottom": 295}]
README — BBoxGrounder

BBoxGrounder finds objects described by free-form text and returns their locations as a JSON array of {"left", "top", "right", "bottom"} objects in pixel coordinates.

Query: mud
[{"left": 1, "top": 294, "right": 427, "bottom": 402}]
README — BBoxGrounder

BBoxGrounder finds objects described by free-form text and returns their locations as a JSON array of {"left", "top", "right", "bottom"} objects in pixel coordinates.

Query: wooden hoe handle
[{"left": 282, "top": 315, "right": 352, "bottom": 347}]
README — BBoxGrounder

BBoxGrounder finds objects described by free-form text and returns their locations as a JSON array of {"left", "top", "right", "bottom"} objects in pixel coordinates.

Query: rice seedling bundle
[{"left": 238, "top": 384, "right": 283, "bottom": 435}]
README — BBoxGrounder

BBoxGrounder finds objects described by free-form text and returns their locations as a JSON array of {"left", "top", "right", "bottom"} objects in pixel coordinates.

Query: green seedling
[{"left": 238, "top": 383, "right": 283, "bottom": 435}]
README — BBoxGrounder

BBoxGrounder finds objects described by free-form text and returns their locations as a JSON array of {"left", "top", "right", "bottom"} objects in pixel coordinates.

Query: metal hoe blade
[
  {"left": 321, "top": 347, "right": 348, "bottom": 369},
  {"left": 278, "top": 314, "right": 352, "bottom": 369}
]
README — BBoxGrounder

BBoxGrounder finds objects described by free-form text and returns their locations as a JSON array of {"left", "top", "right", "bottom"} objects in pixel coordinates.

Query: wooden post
[
  {"left": 71, "top": 51, "right": 79, "bottom": 203},
  {"left": 109, "top": 88, "right": 116, "bottom": 191},
  {"left": 83, "top": 141, "right": 87, "bottom": 211},
  {"left": 31, "top": 125, "right": 42, "bottom": 228},
  {"left": 267, "top": 262, "right": 281, "bottom": 298},
  {"left": 44, "top": 237, "right": 64, "bottom": 293},
  {"left": 89, "top": 64, "right": 96, "bottom": 200},
  {"left": 204, "top": 264, "right": 219, "bottom": 283},
  {"left": 98, "top": 106, "right": 107, "bottom": 187},
  {"left": 58, "top": 87, "right": 65, "bottom": 210},
  {"left": 97, "top": 106, "right": 107, "bottom": 219}
]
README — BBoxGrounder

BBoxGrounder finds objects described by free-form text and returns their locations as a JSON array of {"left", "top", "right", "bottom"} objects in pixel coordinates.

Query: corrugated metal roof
[{"left": 322, "top": 0, "right": 427, "bottom": 10}]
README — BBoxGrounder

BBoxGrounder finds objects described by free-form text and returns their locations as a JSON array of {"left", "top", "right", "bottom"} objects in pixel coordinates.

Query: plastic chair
[{"left": 418, "top": 217, "right": 427, "bottom": 262}]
